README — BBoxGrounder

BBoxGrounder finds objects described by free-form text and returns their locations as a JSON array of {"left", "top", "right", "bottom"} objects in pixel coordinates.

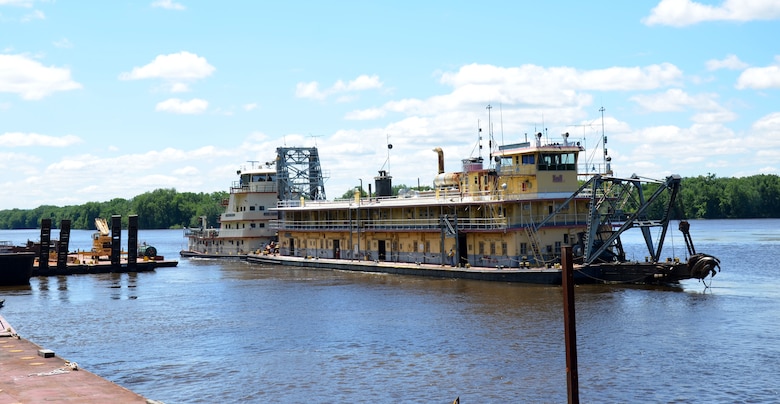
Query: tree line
[
  {"left": 0, "top": 174, "right": 778, "bottom": 230},
  {"left": 0, "top": 189, "right": 227, "bottom": 230}
]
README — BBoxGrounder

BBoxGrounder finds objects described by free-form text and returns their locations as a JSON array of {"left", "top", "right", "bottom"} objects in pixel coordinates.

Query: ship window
[
  {"left": 501, "top": 242, "right": 507, "bottom": 256},
  {"left": 258, "top": 206, "right": 265, "bottom": 211},
  {"left": 563, "top": 234, "right": 569, "bottom": 244},
  {"left": 555, "top": 241, "right": 562, "bottom": 255},
  {"left": 538, "top": 153, "right": 576, "bottom": 171},
  {"left": 250, "top": 223, "right": 256, "bottom": 228},
  {"left": 490, "top": 242, "right": 496, "bottom": 255},
  {"left": 522, "top": 155, "right": 535, "bottom": 165},
  {"left": 479, "top": 242, "right": 485, "bottom": 255},
  {"left": 250, "top": 206, "right": 256, "bottom": 211}
]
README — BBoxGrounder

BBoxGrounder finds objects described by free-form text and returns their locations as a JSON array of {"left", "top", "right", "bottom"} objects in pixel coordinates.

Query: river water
[{"left": 1, "top": 219, "right": 778, "bottom": 403}]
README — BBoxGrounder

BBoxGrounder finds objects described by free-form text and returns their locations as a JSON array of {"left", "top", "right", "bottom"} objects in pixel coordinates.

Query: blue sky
[{"left": 1, "top": 0, "right": 779, "bottom": 210}]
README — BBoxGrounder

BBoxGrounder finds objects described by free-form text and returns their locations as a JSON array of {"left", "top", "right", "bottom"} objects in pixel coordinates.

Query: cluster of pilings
[{"left": 35, "top": 215, "right": 144, "bottom": 276}]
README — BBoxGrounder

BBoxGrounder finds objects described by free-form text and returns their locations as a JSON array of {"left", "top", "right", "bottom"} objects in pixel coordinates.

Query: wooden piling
[{"left": 562, "top": 246, "right": 579, "bottom": 404}]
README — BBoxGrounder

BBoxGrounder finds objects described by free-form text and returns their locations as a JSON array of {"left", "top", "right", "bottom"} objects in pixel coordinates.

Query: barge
[{"left": 0, "top": 241, "right": 35, "bottom": 286}]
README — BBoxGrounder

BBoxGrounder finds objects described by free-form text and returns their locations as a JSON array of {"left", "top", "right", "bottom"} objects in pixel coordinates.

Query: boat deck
[
  {"left": 179, "top": 250, "right": 247, "bottom": 259},
  {"left": 0, "top": 315, "right": 153, "bottom": 403},
  {"left": 32, "top": 252, "right": 178, "bottom": 276},
  {"left": 246, "top": 253, "right": 696, "bottom": 285},
  {"left": 247, "top": 253, "right": 567, "bottom": 284}
]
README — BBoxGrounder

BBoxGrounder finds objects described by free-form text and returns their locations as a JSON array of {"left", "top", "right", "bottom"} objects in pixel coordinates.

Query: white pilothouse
[{"left": 181, "top": 147, "right": 327, "bottom": 258}]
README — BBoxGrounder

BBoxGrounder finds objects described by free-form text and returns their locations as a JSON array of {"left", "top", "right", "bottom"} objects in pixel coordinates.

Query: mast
[{"left": 600, "top": 106, "right": 607, "bottom": 174}]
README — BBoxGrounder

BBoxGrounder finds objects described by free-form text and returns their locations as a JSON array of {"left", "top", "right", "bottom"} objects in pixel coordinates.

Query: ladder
[{"left": 524, "top": 224, "right": 545, "bottom": 266}]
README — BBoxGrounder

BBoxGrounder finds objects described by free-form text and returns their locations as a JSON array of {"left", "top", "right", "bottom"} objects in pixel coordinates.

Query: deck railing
[
  {"left": 271, "top": 216, "right": 509, "bottom": 231},
  {"left": 271, "top": 211, "right": 586, "bottom": 232}
]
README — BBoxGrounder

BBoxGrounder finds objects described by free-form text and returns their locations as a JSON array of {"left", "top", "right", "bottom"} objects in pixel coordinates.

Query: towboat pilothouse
[
  {"left": 181, "top": 147, "right": 327, "bottom": 258},
  {"left": 181, "top": 162, "right": 279, "bottom": 258}
]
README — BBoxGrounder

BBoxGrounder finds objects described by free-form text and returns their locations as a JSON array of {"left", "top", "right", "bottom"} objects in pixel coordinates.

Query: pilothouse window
[{"left": 538, "top": 153, "right": 576, "bottom": 171}]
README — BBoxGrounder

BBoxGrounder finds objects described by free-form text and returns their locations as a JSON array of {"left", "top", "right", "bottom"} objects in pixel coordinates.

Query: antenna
[
  {"left": 380, "top": 133, "right": 393, "bottom": 172},
  {"left": 600, "top": 106, "right": 607, "bottom": 173},
  {"left": 309, "top": 134, "right": 321, "bottom": 147},
  {"left": 484, "top": 104, "right": 491, "bottom": 161}
]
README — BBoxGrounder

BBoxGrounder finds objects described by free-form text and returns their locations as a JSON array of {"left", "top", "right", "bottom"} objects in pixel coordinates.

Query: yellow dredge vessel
[{"left": 244, "top": 130, "right": 719, "bottom": 284}]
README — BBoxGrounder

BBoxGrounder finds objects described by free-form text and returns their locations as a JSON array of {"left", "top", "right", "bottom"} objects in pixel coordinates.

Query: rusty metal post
[
  {"left": 38, "top": 218, "right": 51, "bottom": 274},
  {"left": 56, "top": 220, "right": 71, "bottom": 273},
  {"left": 110, "top": 215, "right": 122, "bottom": 269},
  {"left": 562, "top": 246, "right": 579, "bottom": 404},
  {"left": 127, "top": 215, "right": 138, "bottom": 270}
]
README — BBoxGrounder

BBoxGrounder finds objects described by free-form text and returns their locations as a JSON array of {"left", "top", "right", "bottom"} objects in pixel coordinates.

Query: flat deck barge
[
  {"left": 0, "top": 314, "right": 154, "bottom": 403},
  {"left": 33, "top": 252, "right": 178, "bottom": 276}
]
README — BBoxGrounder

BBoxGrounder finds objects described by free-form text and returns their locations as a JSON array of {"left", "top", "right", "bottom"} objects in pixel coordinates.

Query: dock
[{"left": 0, "top": 315, "right": 157, "bottom": 403}]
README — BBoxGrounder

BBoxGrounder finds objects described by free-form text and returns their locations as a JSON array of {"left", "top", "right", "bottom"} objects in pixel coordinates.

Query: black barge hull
[
  {"left": 0, "top": 252, "right": 35, "bottom": 286},
  {"left": 246, "top": 254, "right": 702, "bottom": 285}
]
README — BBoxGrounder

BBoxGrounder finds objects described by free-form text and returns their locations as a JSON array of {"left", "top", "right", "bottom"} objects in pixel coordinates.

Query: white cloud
[
  {"left": 334, "top": 75, "right": 383, "bottom": 91},
  {"left": 706, "top": 54, "right": 749, "bottom": 71},
  {"left": 53, "top": 38, "right": 73, "bottom": 49},
  {"left": 119, "top": 51, "right": 215, "bottom": 87},
  {"left": 0, "top": 0, "right": 34, "bottom": 7},
  {"left": 151, "top": 0, "right": 186, "bottom": 10},
  {"left": 643, "top": 0, "right": 780, "bottom": 27},
  {"left": 169, "top": 82, "right": 190, "bottom": 93},
  {"left": 295, "top": 74, "right": 383, "bottom": 100},
  {"left": 439, "top": 63, "right": 682, "bottom": 92},
  {"left": 0, "top": 132, "right": 82, "bottom": 147},
  {"left": 20, "top": 8, "right": 44, "bottom": 22},
  {"left": 736, "top": 57, "right": 780, "bottom": 89},
  {"left": 0, "top": 54, "right": 82, "bottom": 100},
  {"left": 243, "top": 103, "right": 258, "bottom": 111},
  {"left": 295, "top": 81, "right": 324, "bottom": 100},
  {"left": 357, "top": 63, "right": 681, "bottom": 124},
  {"left": 3, "top": 145, "right": 237, "bottom": 208},
  {"left": 173, "top": 166, "right": 199, "bottom": 175},
  {"left": 345, "top": 108, "right": 386, "bottom": 120},
  {"left": 155, "top": 98, "right": 209, "bottom": 114},
  {"left": 629, "top": 88, "right": 736, "bottom": 123},
  {"left": 752, "top": 111, "right": 780, "bottom": 132}
]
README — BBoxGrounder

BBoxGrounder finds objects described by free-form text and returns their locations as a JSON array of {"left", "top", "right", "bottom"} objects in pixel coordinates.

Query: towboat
[
  {"left": 181, "top": 148, "right": 327, "bottom": 258},
  {"left": 245, "top": 131, "right": 719, "bottom": 285}
]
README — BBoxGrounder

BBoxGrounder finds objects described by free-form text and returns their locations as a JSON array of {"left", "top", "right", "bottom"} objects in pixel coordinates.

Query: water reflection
[{"left": 57, "top": 276, "right": 68, "bottom": 302}]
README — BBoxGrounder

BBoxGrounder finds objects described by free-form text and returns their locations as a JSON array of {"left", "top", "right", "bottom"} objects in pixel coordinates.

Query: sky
[{"left": 1, "top": 0, "right": 779, "bottom": 210}]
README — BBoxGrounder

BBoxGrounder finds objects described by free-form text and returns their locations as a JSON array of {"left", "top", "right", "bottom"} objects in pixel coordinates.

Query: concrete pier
[{"left": 0, "top": 315, "right": 155, "bottom": 403}]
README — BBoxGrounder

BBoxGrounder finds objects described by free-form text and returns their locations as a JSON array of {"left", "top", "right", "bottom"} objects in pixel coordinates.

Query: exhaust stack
[{"left": 433, "top": 147, "right": 444, "bottom": 174}]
